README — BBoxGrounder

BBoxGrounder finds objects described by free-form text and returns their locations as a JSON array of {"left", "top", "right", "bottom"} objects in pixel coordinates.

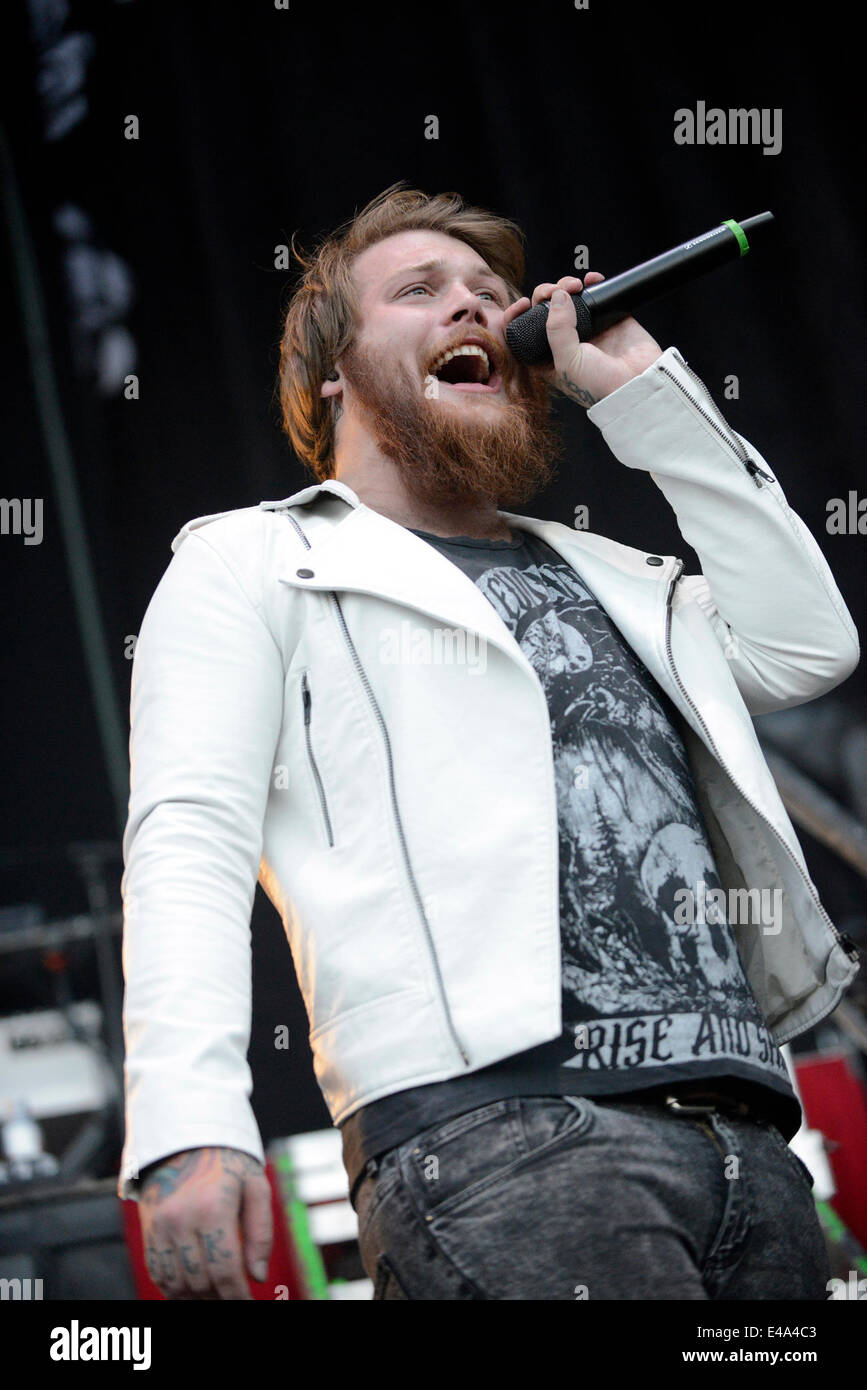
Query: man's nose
[{"left": 449, "top": 288, "right": 491, "bottom": 323}]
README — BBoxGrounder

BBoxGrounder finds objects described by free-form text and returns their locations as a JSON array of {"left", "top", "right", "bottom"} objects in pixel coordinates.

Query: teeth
[{"left": 431, "top": 344, "right": 492, "bottom": 376}]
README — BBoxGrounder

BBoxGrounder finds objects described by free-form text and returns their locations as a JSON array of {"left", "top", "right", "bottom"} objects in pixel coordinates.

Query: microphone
[{"left": 505, "top": 213, "right": 774, "bottom": 365}]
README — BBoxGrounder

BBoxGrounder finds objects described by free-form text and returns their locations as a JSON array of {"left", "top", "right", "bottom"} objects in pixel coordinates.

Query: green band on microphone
[{"left": 722, "top": 218, "right": 750, "bottom": 256}]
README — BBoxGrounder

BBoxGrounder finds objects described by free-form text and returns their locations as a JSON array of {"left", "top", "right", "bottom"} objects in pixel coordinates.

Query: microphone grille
[
  {"left": 505, "top": 302, "right": 552, "bottom": 366},
  {"left": 505, "top": 293, "right": 596, "bottom": 365}
]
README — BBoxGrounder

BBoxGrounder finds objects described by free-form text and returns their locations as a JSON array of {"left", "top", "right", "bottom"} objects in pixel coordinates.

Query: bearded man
[{"left": 119, "top": 183, "right": 860, "bottom": 1300}]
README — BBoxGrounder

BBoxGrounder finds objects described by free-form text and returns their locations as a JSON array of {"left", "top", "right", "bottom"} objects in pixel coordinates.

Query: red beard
[{"left": 339, "top": 332, "right": 564, "bottom": 512}]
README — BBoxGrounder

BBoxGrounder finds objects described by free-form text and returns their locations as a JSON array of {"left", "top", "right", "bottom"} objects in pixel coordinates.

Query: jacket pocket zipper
[
  {"left": 665, "top": 561, "right": 858, "bottom": 968},
  {"left": 658, "top": 358, "right": 776, "bottom": 488},
  {"left": 329, "top": 595, "right": 473, "bottom": 1067},
  {"left": 301, "top": 671, "right": 335, "bottom": 848},
  {"left": 282, "top": 509, "right": 471, "bottom": 1067}
]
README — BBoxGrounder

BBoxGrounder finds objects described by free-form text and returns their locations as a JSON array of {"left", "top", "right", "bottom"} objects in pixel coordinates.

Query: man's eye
[{"left": 401, "top": 285, "right": 503, "bottom": 303}]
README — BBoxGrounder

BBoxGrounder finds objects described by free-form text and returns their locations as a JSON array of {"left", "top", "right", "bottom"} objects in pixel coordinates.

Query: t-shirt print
[{"left": 447, "top": 530, "right": 790, "bottom": 1086}]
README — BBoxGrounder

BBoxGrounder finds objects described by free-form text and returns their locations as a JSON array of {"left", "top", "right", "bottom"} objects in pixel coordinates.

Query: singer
[{"left": 119, "top": 183, "right": 860, "bottom": 1300}]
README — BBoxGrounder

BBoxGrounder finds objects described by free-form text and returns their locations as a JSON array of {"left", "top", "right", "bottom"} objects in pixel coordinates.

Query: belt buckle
[
  {"left": 664, "top": 1093, "right": 719, "bottom": 1116},
  {"left": 665, "top": 1090, "right": 751, "bottom": 1119}
]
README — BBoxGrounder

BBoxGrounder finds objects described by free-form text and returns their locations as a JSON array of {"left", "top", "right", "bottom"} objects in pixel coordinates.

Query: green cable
[{"left": 722, "top": 218, "right": 750, "bottom": 256}]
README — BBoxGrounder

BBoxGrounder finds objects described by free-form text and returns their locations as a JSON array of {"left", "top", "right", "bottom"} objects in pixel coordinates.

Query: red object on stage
[
  {"left": 794, "top": 1049, "right": 867, "bottom": 1248},
  {"left": 121, "top": 1159, "right": 307, "bottom": 1300}
]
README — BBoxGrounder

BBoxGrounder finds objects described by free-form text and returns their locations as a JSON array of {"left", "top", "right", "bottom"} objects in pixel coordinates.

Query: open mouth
[{"left": 428, "top": 343, "right": 503, "bottom": 394}]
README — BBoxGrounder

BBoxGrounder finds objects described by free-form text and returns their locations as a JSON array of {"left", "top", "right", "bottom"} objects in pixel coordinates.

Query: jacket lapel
[
  {"left": 266, "top": 480, "right": 797, "bottom": 848},
  {"left": 268, "top": 480, "right": 679, "bottom": 693}
]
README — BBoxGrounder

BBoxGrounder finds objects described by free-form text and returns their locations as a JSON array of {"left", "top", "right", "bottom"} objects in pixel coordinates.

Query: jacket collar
[
  {"left": 263, "top": 480, "right": 680, "bottom": 694},
  {"left": 261, "top": 478, "right": 678, "bottom": 579},
  {"left": 260, "top": 478, "right": 360, "bottom": 512}
]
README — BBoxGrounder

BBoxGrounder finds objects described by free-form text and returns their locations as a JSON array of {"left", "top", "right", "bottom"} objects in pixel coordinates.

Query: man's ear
[{"left": 320, "top": 369, "right": 341, "bottom": 398}]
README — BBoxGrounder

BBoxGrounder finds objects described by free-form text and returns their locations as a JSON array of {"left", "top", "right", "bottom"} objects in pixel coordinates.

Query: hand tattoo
[
  {"left": 140, "top": 1150, "right": 216, "bottom": 1202},
  {"left": 202, "top": 1227, "right": 233, "bottom": 1265},
  {"left": 178, "top": 1243, "right": 202, "bottom": 1276},
  {"left": 146, "top": 1241, "right": 177, "bottom": 1284},
  {"left": 140, "top": 1147, "right": 263, "bottom": 1207}
]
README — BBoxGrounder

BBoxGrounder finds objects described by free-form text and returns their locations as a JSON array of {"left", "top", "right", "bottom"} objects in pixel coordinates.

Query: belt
[
  {"left": 598, "top": 1080, "right": 761, "bottom": 1121},
  {"left": 662, "top": 1088, "right": 752, "bottom": 1118}
]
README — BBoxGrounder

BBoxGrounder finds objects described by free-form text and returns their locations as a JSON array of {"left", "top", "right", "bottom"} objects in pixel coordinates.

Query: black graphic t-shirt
[{"left": 341, "top": 527, "right": 802, "bottom": 1198}]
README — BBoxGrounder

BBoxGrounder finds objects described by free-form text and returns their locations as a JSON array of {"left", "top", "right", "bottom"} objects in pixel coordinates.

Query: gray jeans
[{"left": 352, "top": 1093, "right": 831, "bottom": 1300}]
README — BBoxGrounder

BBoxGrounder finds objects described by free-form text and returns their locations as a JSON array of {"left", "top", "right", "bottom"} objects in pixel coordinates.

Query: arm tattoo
[{"left": 557, "top": 373, "right": 598, "bottom": 408}]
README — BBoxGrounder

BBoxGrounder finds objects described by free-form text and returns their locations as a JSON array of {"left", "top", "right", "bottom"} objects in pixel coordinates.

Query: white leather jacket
[{"left": 118, "top": 346, "right": 860, "bottom": 1199}]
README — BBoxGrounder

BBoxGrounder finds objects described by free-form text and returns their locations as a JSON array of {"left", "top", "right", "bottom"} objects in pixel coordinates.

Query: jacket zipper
[
  {"left": 658, "top": 359, "right": 776, "bottom": 488},
  {"left": 283, "top": 510, "right": 471, "bottom": 1067},
  {"left": 664, "top": 559, "right": 858, "bottom": 963},
  {"left": 301, "top": 671, "right": 334, "bottom": 848}
]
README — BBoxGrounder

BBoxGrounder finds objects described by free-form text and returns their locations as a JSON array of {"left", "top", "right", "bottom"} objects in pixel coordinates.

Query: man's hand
[
  {"left": 503, "top": 273, "right": 664, "bottom": 408},
  {"left": 138, "top": 1146, "right": 273, "bottom": 1300}
]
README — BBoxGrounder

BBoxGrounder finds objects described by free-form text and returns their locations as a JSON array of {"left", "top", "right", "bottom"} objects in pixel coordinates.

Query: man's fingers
[
  {"left": 198, "top": 1219, "right": 253, "bottom": 1300},
  {"left": 531, "top": 281, "right": 566, "bottom": 306},
  {"left": 529, "top": 273, "right": 606, "bottom": 306},
  {"left": 535, "top": 277, "right": 584, "bottom": 306},
  {"left": 503, "top": 295, "right": 530, "bottom": 326},
  {"left": 177, "top": 1232, "right": 218, "bottom": 1298},
  {"left": 241, "top": 1174, "right": 274, "bottom": 1284},
  {"left": 545, "top": 288, "right": 581, "bottom": 365},
  {"left": 174, "top": 1226, "right": 237, "bottom": 1299},
  {"left": 505, "top": 275, "right": 605, "bottom": 330},
  {"left": 148, "top": 1214, "right": 252, "bottom": 1299},
  {"left": 145, "top": 1231, "right": 186, "bottom": 1298}
]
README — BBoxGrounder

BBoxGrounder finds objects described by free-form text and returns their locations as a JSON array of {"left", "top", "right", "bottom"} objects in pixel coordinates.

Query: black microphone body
[{"left": 505, "top": 213, "right": 774, "bottom": 366}]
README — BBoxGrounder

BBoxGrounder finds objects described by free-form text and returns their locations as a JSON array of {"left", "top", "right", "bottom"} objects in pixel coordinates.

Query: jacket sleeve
[
  {"left": 587, "top": 346, "right": 860, "bottom": 715},
  {"left": 118, "top": 527, "right": 284, "bottom": 1201}
]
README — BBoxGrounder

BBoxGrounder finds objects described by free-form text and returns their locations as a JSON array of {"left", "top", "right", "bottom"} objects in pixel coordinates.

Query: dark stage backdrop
[{"left": 3, "top": 1, "right": 865, "bottom": 1147}]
